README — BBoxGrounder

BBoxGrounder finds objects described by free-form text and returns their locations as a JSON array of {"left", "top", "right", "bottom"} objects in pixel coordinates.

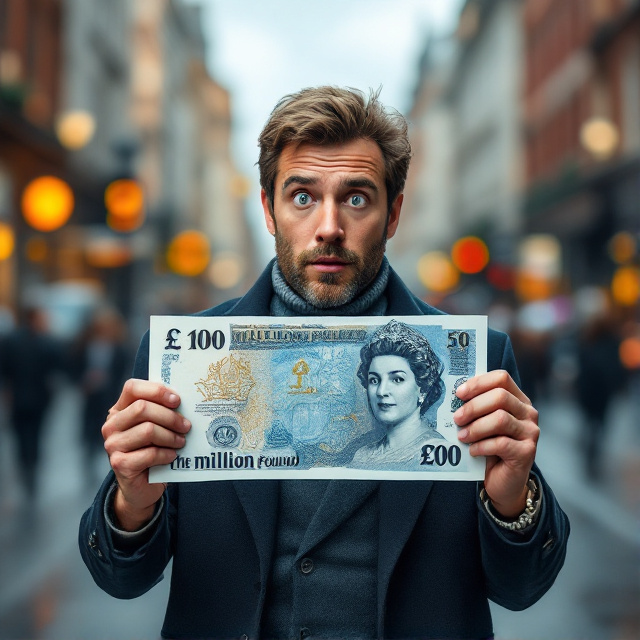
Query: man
[{"left": 80, "top": 87, "right": 569, "bottom": 640}]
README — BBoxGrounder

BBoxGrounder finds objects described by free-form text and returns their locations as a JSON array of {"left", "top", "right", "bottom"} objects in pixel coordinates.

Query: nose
[
  {"left": 315, "top": 199, "right": 345, "bottom": 244},
  {"left": 377, "top": 378, "right": 390, "bottom": 398}
]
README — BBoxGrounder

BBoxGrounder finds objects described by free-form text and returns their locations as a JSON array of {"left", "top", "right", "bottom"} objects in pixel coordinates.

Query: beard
[{"left": 275, "top": 232, "right": 387, "bottom": 309}]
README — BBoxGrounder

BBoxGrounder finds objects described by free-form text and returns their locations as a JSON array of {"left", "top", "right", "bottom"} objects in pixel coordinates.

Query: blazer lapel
[
  {"left": 377, "top": 480, "right": 434, "bottom": 627},
  {"left": 296, "top": 480, "right": 379, "bottom": 558}
]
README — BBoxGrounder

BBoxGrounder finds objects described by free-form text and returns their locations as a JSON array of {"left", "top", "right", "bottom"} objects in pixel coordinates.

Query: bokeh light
[
  {"left": 611, "top": 266, "right": 640, "bottom": 307},
  {"left": 105, "top": 179, "right": 145, "bottom": 221},
  {"left": 451, "top": 236, "right": 489, "bottom": 274},
  {"left": 55, "top": 110, "right": 96, "bottom": 150},
  {"left": 580, "top": 117, "right": 619, "bottom": 159},
  {"left": 85, "top": 237, "right": 133, "bottom": 268},
  {"left": 0, "top": 222, "right": 15, "bottom": 260},
  {"left": 21, "top": 176, "right": 74, "bottom": 231},
  {"left": 417, "top": 251, "right": 460, "bottom": 293},
  {"left": 619, "top": 336, "right": 640, "bottom": 370},
  {"left": 166, "top": 230, "right": 210, "bottom": 277},
  {"left": 209, "top": 251, "right": 244, "bottom": 289},
  {"left": 106, "top": 210, "right": 145, "bottom": 233},
  {"left": 608, "top": 231, "right": 637, "bottom": 264},
  {"left": 486, "top": 264, "right": 515, "bottom": 291}
]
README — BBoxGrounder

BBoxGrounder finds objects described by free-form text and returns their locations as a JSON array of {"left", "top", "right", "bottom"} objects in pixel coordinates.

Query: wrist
[
  {"left": 490, "top": 483, "right": 529, "bottom": 520},
  {"left": 113, "top": 488, "right": 157, "bottom": 532},
  {"left": 480, "top": 476, "right": 542, "bottom": 533}
]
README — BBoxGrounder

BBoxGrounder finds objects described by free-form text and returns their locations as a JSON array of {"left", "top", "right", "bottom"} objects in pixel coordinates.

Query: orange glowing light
[
  {"left": 611, "top": 266, "right": 640, "bottom": 306},
  {"left": 21, "top": 176, "right": 74, "bottom": 231},
  {"left": 516, "top": 272, "right": 556, "bottom": 302},
  {"left": 105, "top": 179, "right": 144, "bottom": 220},
  {"left": 167, "top": 230, "right": 210, "bottom": 277},
  {"left": 451, "top": 236, "right": 490, "bottom": 274},
  {"left": 106, "top": 210, "right": 145, "bottom": 233},
  {"left": 608, "top": 232, "right": 636, "bottom": 264},
  {"left": 0, "top": 222, "right": 15, "bottom": 260},
  {"left": 619, "top": 337, "right": 640, "bottom": 370},
  {"left": 417, "top": 252, "right": 460, "bottom": 293}
]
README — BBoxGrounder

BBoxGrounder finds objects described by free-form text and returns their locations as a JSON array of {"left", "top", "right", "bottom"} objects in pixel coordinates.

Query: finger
[
  {"left": 105, "top": 421, "right": 187, "bottom": 455},
  {"left": 467, "top": 435, "right": 537, "bottom": 467},
  {"left": 103, "top": 397, "right": 191, "bottom": 439},
  {"left": 456, "top": 370, "right": 531, "bottom": 405},
  {"left": 454, "top": 386, "right": 538, "bottom": 427},
  {"left": 110, "top": 379, "right": 181, "bottom": 415},
  {"left": 457, "top": 408, "right": 539, "bottom": 444},
  {"left": 110, "top": 446, "right": 180, "bottom": 480}
]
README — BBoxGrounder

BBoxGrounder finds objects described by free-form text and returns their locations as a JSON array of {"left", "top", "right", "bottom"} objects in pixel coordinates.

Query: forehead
[
  {"left": 276, "top": 139, "right": 386, "bottom": 187},
  {"left": 369, "top": 354, "right": 410, "bottom": 372}
]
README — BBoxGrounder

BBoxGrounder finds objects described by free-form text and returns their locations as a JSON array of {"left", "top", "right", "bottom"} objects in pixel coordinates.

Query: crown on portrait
[{"left": 369, "top": 319, "right": 432, "bottom": 353}]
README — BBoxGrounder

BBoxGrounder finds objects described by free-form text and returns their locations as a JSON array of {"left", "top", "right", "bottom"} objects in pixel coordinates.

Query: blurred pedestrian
[
  {"left": 72, "top": 307, "right": 130, "bottom": 482},
  {"left": 0, "top": 305, "right": 65, "bottom": 499},
  {"left": 576, "top": 310, "right": 626, "bottom": 480}
]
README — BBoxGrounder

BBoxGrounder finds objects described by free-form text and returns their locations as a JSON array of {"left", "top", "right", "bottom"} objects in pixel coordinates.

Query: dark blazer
[{"left": 79, "top": 261, "right": 569, "bottom": 640}]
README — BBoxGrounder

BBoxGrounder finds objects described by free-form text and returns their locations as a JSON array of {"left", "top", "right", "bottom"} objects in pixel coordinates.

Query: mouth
[
  {"left": 377, "top": 402, "right": 395, "bottom": 411},
  {"left": 307, "top": 257, "right": 351, "bottom": 273}
]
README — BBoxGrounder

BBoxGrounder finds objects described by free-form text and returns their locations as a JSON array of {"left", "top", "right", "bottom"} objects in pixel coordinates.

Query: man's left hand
[{"left": 454, "top": 371, "right": 539, "bottom": 519}]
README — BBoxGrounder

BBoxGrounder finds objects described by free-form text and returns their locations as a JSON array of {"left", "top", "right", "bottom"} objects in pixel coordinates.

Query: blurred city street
[
  {"left": 1, "top": 1, "right": 640, "bottom": 639},
  {"left": 0, "top": 379, "right": 638, "bottom": 640}
]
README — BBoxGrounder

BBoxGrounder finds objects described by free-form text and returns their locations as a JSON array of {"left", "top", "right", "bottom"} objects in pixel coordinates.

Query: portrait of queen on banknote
[{"left": 350, "top": 320, "right": 446, "bottom": 468}]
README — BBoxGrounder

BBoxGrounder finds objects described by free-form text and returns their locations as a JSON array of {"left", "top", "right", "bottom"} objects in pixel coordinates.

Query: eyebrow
[
  {"left": 281, "top": 176, "right": 379, "bottom": 193},
  {"left": 341, "top": 178, "right": 378, "bottom": 192},
  {"left": 282, "top": 175, "right": 317, "bottom": 192},
  {"left": 368, "top": 369, "right": 407, "bottom": 377}
]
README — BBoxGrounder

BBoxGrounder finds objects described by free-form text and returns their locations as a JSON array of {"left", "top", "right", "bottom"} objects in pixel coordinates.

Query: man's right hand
[{"left": 102, "top": 379, "right": 191, "bottom": 532}]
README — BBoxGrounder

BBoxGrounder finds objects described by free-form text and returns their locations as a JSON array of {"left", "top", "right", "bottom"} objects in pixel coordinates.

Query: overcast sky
[{"left": 189, "top": 0, "right": 464, "bottom": 260}]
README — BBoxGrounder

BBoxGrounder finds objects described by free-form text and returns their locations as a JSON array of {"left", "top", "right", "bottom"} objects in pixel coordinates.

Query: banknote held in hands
[{"left": 148, "top": 315, "right": 487, "bottom": 482}]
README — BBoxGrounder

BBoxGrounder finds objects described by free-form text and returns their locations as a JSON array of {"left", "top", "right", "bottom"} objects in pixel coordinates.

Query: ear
[
  {"left": 261, "top": 189, "right": 276, "bottom": 236},
  {"left": 385, "top": 193, "right": 403, "bottom": 240}
]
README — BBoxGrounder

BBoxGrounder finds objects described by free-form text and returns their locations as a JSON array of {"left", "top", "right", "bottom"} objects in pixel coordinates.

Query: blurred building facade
[
  {"left": 523, "top": 0, "right": 640, "bottom": 295},
  {"left": 394, "top": 0, "right": 639, "bottom": 322},
  {"left": 0, "top": 0, "right": 257, "bottom": 338}
]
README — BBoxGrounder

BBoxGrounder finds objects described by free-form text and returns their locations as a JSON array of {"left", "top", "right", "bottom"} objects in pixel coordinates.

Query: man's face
[{"left": 261, "top": 139, "right": 402, "bottom": 308}]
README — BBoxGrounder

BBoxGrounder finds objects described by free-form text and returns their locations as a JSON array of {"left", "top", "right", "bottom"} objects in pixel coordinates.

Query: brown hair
[{"left": 258, "top": 86, "right": 411, "bottom": 213}]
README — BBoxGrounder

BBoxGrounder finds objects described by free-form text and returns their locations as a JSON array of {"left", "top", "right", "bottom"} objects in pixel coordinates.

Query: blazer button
[
  {"left": 300, "top": 557, "right": 314, "bottom": 574},
  {"left": 299, "top": 627, "right": 311, "bottom": 639}
]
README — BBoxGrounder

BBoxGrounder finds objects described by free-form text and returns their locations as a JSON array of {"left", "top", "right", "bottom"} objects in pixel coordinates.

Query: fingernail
[
  {"left": 176, "top": 435, "right": 186, "bottom": 447},
  {"left": 453, "top": 407, "right": 463, "bottom": 421},
  {"left": 458, "top": 428, "right": 468, "bottom": 440},
  {"left": 183, "top": 418, "right": 191, "bottom": 430},
  {"left": 456, "top": 383, "right": 467, "bottom": 396},
  {"left": 168, "top": 393, "right": 179, "bottom": 405}
]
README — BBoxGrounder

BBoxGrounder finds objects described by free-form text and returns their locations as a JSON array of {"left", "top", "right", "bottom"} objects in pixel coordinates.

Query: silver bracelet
[{"left": 480, "top": 476, "right": 541, "bottom": 533}]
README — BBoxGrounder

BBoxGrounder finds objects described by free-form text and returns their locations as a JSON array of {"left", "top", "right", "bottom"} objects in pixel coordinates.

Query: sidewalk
[{"left": 535, "top": 390, "right": 640, "bottom": 546}]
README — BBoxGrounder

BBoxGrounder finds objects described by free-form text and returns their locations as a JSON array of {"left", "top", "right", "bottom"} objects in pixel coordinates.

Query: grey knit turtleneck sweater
[{"left": 270, "top": 256, "right": 390, "bottom": 317}]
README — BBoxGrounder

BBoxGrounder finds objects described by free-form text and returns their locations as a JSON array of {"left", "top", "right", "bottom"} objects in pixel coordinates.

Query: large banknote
[{"left": 148, "top": 315, "right": 487, "bottom": 482}]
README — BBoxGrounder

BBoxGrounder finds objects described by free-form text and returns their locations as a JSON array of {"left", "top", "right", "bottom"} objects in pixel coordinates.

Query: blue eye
[
  {"left": 349, "top": 195, "right": 366, "bottom": 207},
  {"left": 293, "top": 192, "right": 312, "bottom": 206}
]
